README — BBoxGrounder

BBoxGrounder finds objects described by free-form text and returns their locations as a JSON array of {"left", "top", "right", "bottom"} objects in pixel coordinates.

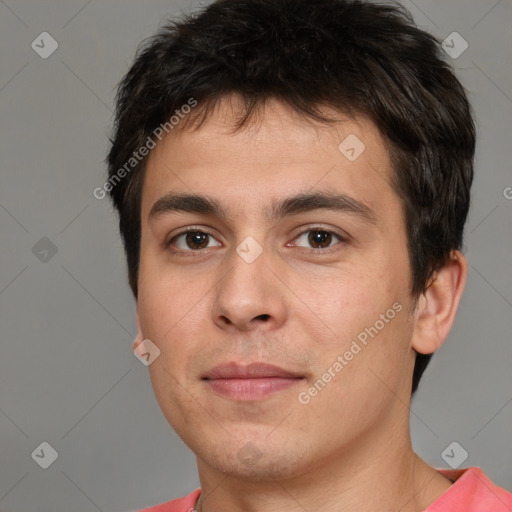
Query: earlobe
[
  {"left": 133, "top": 307, "right": 144, "bottom": 351},
  {"left": 411, "top": 250, "right": 468, "bottom": 355}
]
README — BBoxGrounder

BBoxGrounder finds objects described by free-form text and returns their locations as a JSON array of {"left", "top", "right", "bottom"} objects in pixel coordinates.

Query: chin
[{"left": 197, "top": 438, "right": 313, "bottom": 482}]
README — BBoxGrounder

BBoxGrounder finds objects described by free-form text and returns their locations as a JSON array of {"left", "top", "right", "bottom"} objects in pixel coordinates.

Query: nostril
[{"left": 255, "top": 314, "right": 270, "bottom": 321}]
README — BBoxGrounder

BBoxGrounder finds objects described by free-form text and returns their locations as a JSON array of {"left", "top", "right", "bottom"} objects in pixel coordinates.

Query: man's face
[{"left": 137, "top": 98, "right": 417, "bottom": 480}]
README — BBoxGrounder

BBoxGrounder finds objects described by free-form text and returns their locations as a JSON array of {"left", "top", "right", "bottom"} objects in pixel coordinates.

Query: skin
[{"left": 134, "top": 96, "right": 467, "bottom": 511}]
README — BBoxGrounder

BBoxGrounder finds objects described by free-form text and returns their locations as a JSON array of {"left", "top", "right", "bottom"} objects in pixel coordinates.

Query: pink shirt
[{"left": 139, "top": 467, "right": 512, "bottom": 511}]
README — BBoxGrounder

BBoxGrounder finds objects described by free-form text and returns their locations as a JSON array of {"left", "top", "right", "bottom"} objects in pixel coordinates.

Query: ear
[
  {"left": 132, "top": 306, "right": 144, "bottom": 351},
  {"left": 411, "top": 250, "right": 468, "bottom": 355}
]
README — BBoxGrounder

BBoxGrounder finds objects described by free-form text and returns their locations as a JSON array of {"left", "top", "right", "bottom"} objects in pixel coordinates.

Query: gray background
[{"left": 0, "top": 0, "right": 511, "bottom": 511}]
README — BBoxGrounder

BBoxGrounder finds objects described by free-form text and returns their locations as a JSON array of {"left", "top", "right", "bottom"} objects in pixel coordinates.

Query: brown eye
[
  {"left": 185, "top": 231, "right": 210, "bottom": 249},
  {"left": 293, "top": 228, "right": 345, "bottom": 251},
  {"left": 170, "top": 230, "right": 221, "bottom": 252},
  {"left": 307, "top": 230, "right": 333, "bottom": 248}
]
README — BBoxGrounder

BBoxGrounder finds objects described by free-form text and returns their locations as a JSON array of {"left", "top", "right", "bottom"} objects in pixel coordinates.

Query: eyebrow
[{"left": 148, "top": 191, "right": 377, "bottom": 226}]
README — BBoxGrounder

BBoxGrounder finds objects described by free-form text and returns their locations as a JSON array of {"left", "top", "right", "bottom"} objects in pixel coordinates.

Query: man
[{"left": 105, "top": 0, "right": 512, "bottom": 510}]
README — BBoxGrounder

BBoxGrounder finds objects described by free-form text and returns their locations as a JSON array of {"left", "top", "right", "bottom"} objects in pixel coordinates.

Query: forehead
[{"left": 140, "top": 98, "right": 396, "bottom": 221}]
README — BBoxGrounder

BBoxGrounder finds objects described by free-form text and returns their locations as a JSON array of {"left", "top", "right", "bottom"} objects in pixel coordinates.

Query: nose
[{"left": 210, "top": 244, "right": 287, "bottom": 333}]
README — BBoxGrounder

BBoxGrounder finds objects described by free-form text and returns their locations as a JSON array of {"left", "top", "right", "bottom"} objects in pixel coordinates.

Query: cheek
[
  {"left": 138, "top": 248, "right": 209, "bottom": 337},
  {"left": 298, "top": 261, "right": 412, "bottom": 392},
  {"left": 298, "top": 309, "right": 412, "bottom": 431},
  {"left": 137, "top": 278, "right": 207, "bottom": 427},
  {"left": 136, "top": 273, "right": 201, "bottom": 384},
  {"left": 295, "top": 263, "right": 401, "bottom": 350}
]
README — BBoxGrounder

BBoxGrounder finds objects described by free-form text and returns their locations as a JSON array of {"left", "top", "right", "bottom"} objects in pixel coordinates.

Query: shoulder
[
  {"left": 427, "top": 467, "right": 512, "bottom": 512},
  {"left": 138, "top": 488, "right": 201, "bottom": 512}
]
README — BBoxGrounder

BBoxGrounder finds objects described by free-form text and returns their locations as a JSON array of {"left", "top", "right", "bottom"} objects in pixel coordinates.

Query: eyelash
[{"left": 166, "top": 225, "right": 348, "bottom": 256}]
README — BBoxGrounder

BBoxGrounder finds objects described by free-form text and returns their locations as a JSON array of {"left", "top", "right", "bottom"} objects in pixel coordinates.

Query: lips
[
  {"left": 202, "top": 362, "right": 304, "bottom": 400},
  {"left": 202, "top": 362, "right": 303, "bottom": 380}
]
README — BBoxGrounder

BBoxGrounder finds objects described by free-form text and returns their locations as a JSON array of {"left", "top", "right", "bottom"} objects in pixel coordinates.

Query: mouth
[{"left": 202, "top": 362, "right": 305, "bottom": 400}]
